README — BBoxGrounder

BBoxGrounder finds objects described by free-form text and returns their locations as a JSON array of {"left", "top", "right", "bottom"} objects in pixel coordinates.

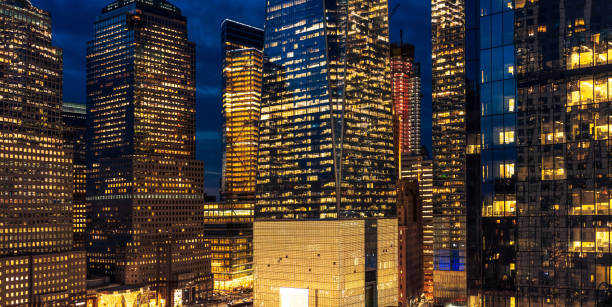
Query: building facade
[
  {"left": 0, "top": 0, "right": 86, "bottom": 305},
  {"left": 63, "top": 102, "right": 88, "bottom": 249},
  {"left": 204, "top": 201, "right": 254, "bottom": 292},
  {"left": 221, "top": 19, "right": 264, "bottom": 202},
  {"left": 476, "top": 0, "right": 518, "bottom": 305},
  {"left": 254, "top": 0, "right": 398, "bottom": 306},
  {"left": 397, "top": 179, "right": 424, "bottom": 306},
  {"left": 401, "top": 155, "right": 434, "bottom": 300},
  {"left": 86, "top": 0, "right": 211, "bottom": 304},
  {"left": 514, "top": 0, "right": 611, "bottom": 305},
  {"left": 432, "top": 0, "right": 481, "bottom": 304},
  {"left": 207, "top": 20, "right": 264, "bottom": 292},
  {"left": 392, "top": 43, "right": 422, "bottom": 158}
]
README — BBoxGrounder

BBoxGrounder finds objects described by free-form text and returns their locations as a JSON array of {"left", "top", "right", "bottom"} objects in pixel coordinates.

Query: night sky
[{"left": 34, "top": 0, "right": 431, "bottom": 197}]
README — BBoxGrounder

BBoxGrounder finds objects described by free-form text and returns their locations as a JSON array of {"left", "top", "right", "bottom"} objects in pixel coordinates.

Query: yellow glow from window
[
  {"left": 507, "top": 98, "right": 515, "bottom": 112},
  {"left": 499, "top": 163, "right": 515, "bottom": 179},
  {"left": 484, "top": 198, "right": 516, "bottom": 217},
  {"left": 498, "top": 131, "right": 515, "bottom": 145}
]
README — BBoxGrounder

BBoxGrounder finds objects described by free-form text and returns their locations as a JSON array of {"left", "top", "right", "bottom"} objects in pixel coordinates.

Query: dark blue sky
[{"left": 34, "top": 0, "right": 431, "bottom": 197}]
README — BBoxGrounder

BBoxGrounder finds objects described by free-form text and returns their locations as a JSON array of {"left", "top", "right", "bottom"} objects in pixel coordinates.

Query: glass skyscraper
[
  {"left": 432, "top": 0, "right": 481, "bottom": 304},
  {"left": 477, "top": 0, "right": 518, "bottom": 305},
  {"left": 0, "top": 0, "right": 86, "bottom": 305},
  {"left": 434, "top": 0, "right": 612, "bottom": 306},
  {"left": 221, "top": 19, "right": 264, "bottom": 202},
  {"left": 514, "top": 0, "right": 611, "bottom": 305},
  {"left": 254, "top": 0, "right": 398, "bottom": 306},
  {"left": 206, "top": 19, "right": 264, "bottom": 292},
  {"left": 86, "top": 0, "right": 211, "bottom": 304}
]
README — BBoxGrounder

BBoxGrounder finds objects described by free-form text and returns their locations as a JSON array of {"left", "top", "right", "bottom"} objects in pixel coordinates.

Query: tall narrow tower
[
  {"left": 431, "top": 0, "right": 481, "bottom": 304},
  {"left": 207, "top": 19, "right": 264, "bottom": 292},
  {"left": 254, "top": 1, "right": 398, "bottom": 306},
  {"left": 86, "top": 0, "right": 211, "bottom": 304},
  {"left": 221, "top": 20, "right": 264, "bottom": 202},
  {"left": 392, "top": 43, "right": 422, "bottom": 158},
  {"left": 63, "top": 102, "right": 88, "bottom": 250},
  {"left": 0, "top": 0, "right": 86, "bottom": 305}
]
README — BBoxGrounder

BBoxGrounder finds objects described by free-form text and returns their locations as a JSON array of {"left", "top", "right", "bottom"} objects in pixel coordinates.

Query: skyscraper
[
  {"left": 438, "top": 0, "right": 612, "bottom": 305},
  {"left": 431, "top": 0, "right": 468, "bottom": 303},
  {"left": 477, "top": 0, "right": 517, "bottom": 305},
  {"left": 0, "top": 0, "right": 86, "bottom": 305},
  {"left": 401, "top": 155, "right": 434, "bottom": 300},
  {"left": 86, "top": 0, "right": 211, "bottom": 304},
  {"left": 63, "top": 102, "right": 88, "bottom": 250},
  {"left": 431, "top": 0, "right": 481, "bottom": 304},
  {"left": 221, "top": 19, "right": 264, "bottom": 202},
  {"left": 207, "top": 19, "right": 264, "bottom": 292},
  {"left": 513, "top": 0, "right": 611, "bottom": 305},
  {"left": 254, "top": 0, "right": 398, "bottom": 306},
  {"left": 392, "top": 43, "right": 422, "bottom": 158}
]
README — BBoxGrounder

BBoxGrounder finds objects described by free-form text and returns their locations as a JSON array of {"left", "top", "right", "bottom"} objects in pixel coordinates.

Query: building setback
[
  {"left": 254, "top": 0, "right": 398, "bottom": 306},
  {"left": 0, "top": 0, "right": 86, "bottom": 305},
  {"left": 85, "top": 0, "right": 211, "bottom": 304}
]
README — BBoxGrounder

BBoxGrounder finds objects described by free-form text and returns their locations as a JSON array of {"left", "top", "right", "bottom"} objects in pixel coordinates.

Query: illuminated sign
[{"left": 279, "top": 287, "right": 308, "bottom": 307}]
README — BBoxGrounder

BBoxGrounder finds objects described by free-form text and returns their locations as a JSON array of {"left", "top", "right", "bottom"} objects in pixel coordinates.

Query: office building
[
  {"left": 431, "top": 0, "right": 481, "bottom": 304},
  {"left": 254, "top": 0, "right": 398, "bottom": 306},
  {"left": 513, "top": 0, "right": 611, "bottom": 305},
  {"left": 204, "top": 201, "right": 254, "bottom": 291},
  {"left": 0, "top": 0, "right": 86, "bottom": 305},
  {"left": 476, "top": 0, "right": 517, "bottom": 305},
  {"left": 63, "top": 102, "right": 88, "bottom": 249},
  {"left": 221, "top": 19, "right": 264, "bottom": 202},
  {"left": 86, "top": 0, "right": 212, "bottom": 304},
  {"left": 209, "top": 19, "right": 264, "bottom": 292}
]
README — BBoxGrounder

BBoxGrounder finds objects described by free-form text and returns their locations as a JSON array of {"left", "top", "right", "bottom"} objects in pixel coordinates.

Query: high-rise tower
[
  {"left": 221, "top": 20, "right": 264, "bottom": 202},
  {"left": 207, "top": 19, "right": 264, "bottom": 292},
  {"left": 0, "top": 0, "right": 86, "bottom": 305},
  {"left": 86, "top": 0, "right": 211, "bottom": 304},
  {"left": 254, "top": 1, "right": 398, "bottom": 306},
  {"left": 514, "top": 0, "right": 611, "bottom": 305},
  {"left": 476, "top": 0, "right": 518, "bottom": 305},
  {"left": 63, "top": 102, "right": 88, "bottom": 250},
  {"left": 431, "top": 0, "right": 481, "bottom": 304},
  {"left": 392, "top": 43, "right": 422, "bottom": 158}
]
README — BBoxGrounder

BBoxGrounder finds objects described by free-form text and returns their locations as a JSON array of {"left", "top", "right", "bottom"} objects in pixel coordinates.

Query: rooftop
[{"left": 102, "top": 0, "right": 181, "bottom": 14}]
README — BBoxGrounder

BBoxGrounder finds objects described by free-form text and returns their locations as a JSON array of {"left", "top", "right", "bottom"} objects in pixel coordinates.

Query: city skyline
[
  {"left": 2, "top": 0, "right": 610, "bottom": 306},
  {"left": 32, "top": 0, "right": 432, "bottom": 197}
]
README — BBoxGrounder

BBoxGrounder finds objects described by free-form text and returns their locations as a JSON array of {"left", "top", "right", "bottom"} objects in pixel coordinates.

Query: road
[{"left": 190, "top": 293, "right": 253, "bottom": 307}]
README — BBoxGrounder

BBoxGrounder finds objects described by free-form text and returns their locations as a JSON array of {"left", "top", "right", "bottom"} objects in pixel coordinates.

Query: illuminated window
[
  {"left": 498, "top": 130, "right": 515, "bottom": 144},
  {"left": 506, "top": 97, "right": 515, "bottom": 112},
  {"left": 541, "top": 156, "right": 565, "bottom": 180},
  {"left": 498, "top": 162, "right": 515, "bottom": 179},
  {"left": 484, "top": 195, "right": 516, "bottom": 217}
]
